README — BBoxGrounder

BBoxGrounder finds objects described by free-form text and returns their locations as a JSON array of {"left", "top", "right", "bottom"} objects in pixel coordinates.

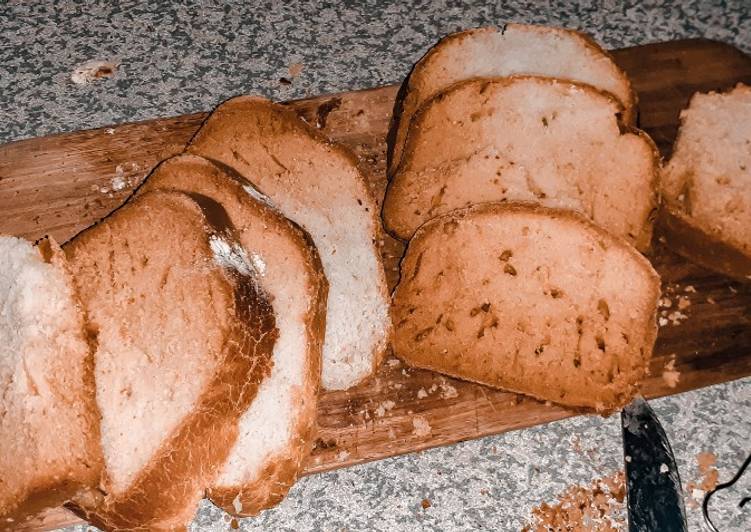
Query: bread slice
[
  {"left": 661, "top": 83, "right": 751, "bottom": 280},
  {"left": 388, "top": 24, "right": 637, "bottom": 175},
  {"left": 187, "top": 95, "right": 391, "bottom": 391},
  {"left": 138, "top": 154, "right": 328, "bottom": 516},
  {"left": 383, "top": 76, "right": 658, "bottom": 250},
  {"left": 0, "top": 237, "right": 102, "bottom": 530},
  {"left": 64, "top": 190, "right": 277, "bottom": 530},
  {"left": 392, "top": 202, "right": 660, "bottom": 411}
]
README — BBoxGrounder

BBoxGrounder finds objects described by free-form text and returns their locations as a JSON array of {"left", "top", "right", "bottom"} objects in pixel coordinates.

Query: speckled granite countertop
[{"left": 2, "top": 1, "right": 750, "bottom": 530}]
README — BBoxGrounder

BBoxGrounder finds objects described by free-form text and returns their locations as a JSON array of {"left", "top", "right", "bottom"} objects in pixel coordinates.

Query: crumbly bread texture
[
  {"left": 661, "top": 83, "right": 751, "bottom": 280},
  {"left": 187, "top": 95, "right": 391, "bottom": 391},
  {"left": 392, "top": 203, "right": 660, "bottom": 411},
  {"left": 64, "top": 190, "right": 277, "bottom": 531},
  {"left": 0, "top": 237, "right": 102, "bottom": 530},
  {"left": 383, "top": 77, "right": 658, "bottom": 250},
  {"left": 388, "top": 24, "right": 637, "bottom": 175},
  {"left": 139, "top": 154, "right": 328, "bottom": 516}
]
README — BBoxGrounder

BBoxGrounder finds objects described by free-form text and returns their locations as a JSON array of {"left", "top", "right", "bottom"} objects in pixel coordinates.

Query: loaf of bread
[
  {"left": 660, "top": 83, "right": 751, "bottom": 280},
  {"left": 0, "top": 237, "right": 102, "bottom": 530},
  {"left": 187, "top": 96, "right": 391, "bottom": 391},
  {"left": 383, "top": 77, "right": 658, "bottom": 250},
  {"left": 389, "top": 24, "right": 636, "bottom": 175},
  {"left": 64, "top": 190, "right": 277, "bottom": 530},
  {"left": 139, "top": 154, "right": 328, "bottom": 516},
  {"left": 392, "top": 202, "right": 660, "bottom": 411}
]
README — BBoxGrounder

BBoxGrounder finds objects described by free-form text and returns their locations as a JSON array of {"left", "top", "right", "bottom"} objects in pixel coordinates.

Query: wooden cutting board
[{"left": 3, "top": 39, "right": 751, "bottom": 531}]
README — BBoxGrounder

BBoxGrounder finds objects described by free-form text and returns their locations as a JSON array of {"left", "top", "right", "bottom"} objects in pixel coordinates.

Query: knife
[{"left": 621, "top": 396, "right": 688, "bottom": 531}]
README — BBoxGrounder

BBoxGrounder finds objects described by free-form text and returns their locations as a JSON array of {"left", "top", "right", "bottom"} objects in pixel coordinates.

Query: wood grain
[{"left": 3, "top": 39, "right": 751, "bottom": 531}]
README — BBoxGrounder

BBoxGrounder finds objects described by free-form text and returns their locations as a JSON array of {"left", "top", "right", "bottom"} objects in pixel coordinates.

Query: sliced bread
[
  {"left": 64, "top": 190, "right": 277, "bottom": 530},
  {"left": 0, "top": 237, "right": 102, "bottom": 530},
  {"left": 383, "top": 76, "right": 659, "bottom": 250},
  {"left": 389, "top": 24, "right": 637, "bottom": 175},
  {"left": 138, "top": 154, "right": 328, "bottom": 516},
  {"left": 392, "top": 202, "right": 660, "bottom": 411},
  {"left": 186, "top": 96, "right": 391, "bottom": 391},
  {"left": 661, "top": 83, "right": 751, "bottom": 280}
]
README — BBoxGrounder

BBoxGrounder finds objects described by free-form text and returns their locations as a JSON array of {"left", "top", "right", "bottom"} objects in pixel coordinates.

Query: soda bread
[
  {"left": 64, "top": 191, "right": 277, "bottom": 530},
  {"left": 138, "top": 154, "right": 328, "bottom": 516},
  {"left": 392, "top": 202, "right": 660, "bottom": 411},
  {"left": 0, "top": 237, "right": 102, "bottom": 530},
  {"left": 389, "top": 24, "right": 637, "bottom": 175},
  {"left": 661, "top": 83, "right": 751, "bottom": 280},
  {"left": 187, "top": 96, "right": 391, "bottom": 390},
  {"left": 383, "top": 77, "right": 658, "bottom": 250}
]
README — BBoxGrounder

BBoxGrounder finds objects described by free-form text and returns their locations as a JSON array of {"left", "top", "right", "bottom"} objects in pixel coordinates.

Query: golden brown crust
[
  {"left": 64, "top": 191, "right": 278, "bottom": 531},
  {"left": 138, "top": 154, "right": 329, "bottom": 515},
  {"left": 388, "top": 24, "right": 637, "bottom": 176},
  {"left": 393, "top": 201, "right": 660, "bottom": 411}
]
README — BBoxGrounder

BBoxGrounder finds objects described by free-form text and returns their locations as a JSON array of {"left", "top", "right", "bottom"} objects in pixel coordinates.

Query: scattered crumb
[
  {"left": 522, "top": 471, "right": 625, "bottom": 532},
  {"left": 401, "top": 368, "right": 411, "bottom": 377},
  {"left": 230, "top": 518, "right": 239, "bottom": 529},
  {"left": 389, "top": 382, "right": 403, "bottom": 390},
  {"left": 375, "top": 400, "right": 396, "bottom": 417},
  {"left": 336, "top": 450, "right": 350, "bottom": 462},
  {"left": 428, "top": 383, "right": 438, "bottom": 394},
  {"left": 677, "top": 296, "right": 691, "bottom": 310},
  {"left": 659, "top": 296, "right": 673, "bottom": 308},
  {"left": 684, "top": 285, "right": 696, "bottom": 293},
  {"left": 387, "top": 358, "right": 401, "bottom": 368},
  {"left": 439, "top": 379, "right": 458, "bottom": 399},
  {"left": 667, "top": 311, "right": 689, "bottom": 326},
  {"left": 421, "top": 498, "right": 432, "bottom": 510},
  {"left": 660, "top": 463, "right": 670, "bottom": 474},
  {"left": 707, "top": 296, "right": 716, "bottom": 304},
  {"left": 288, "top": 62, "right": 304, "bottom": 78},
  {"left": 417, "top": 388, "right": 428, "bottom": 399},
  {"left": 480, "top": 488, "right": 490, "bottom": 496},
  {"left": 71, "top": 59, "right": 118, "bottom": 84},
  {"left": 412, "top": 415, "right": 431, "bottom": 437},
  {"left": 662, "top": 356, "right": 680, "bottom": 388},
  {"left": 697, "top": 451, "right": 719, "bottom": 491},
  {"left": 104, "top": 127, "right": 115, "bottom": 135},
  {"left": 658, "top": 317, "right": 669, "bottom": 327},
  {"left": 729, "top": 285, "right": 738, "bottom": 294}
]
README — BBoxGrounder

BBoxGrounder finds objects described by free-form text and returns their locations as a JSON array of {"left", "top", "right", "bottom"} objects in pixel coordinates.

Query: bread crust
[
  {"left": 388, "top": 24, "right": 637, "bottom": 176},
  {"left": 384, "top": 76, "right": 658, "bottom": 250},
  {"left": 187, "top": 96, "right": 392, "bottom": 390},
  {"left": 0, "top": 238, "right": 103, "bottom": 530},
  {"left": 392, "top": 201, "right": 660, "bottom": 412},
  {"left": 64, "top": 191, "right": 278, "bottom": 531},
  {"left": 138, "top": 154, "right": 329, "bottom": 516}
]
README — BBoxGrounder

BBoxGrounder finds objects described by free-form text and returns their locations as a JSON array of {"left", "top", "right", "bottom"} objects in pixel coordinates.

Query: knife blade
[{"left": 621, "top": 396, "right": 688, "bottom": 531}]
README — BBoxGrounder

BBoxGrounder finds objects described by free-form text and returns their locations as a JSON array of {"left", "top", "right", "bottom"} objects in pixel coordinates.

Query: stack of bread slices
[
  {"left": 385, "top": 24, "right": 663, "bottom": 413},
  {"left": 1, "top": 99, "right": 391, "bottom": 529}
]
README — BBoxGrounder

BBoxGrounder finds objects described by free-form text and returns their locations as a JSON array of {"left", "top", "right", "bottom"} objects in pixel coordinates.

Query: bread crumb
[
  {"left": 662, "top": 356, "right": 680, "bottom": 388},
  {"left": 232, "top": 493, "right": 243, "bottom": 514},
  {"left": 375, "top": 400, "right": 396, "bottom": 417},
  {"left": 401, "top": 368, "right": 411, "bottom": 377},
  {"left": 697, "top": 451, "right": 719, "bottom": 491},
  {"left": 288, "top": 62, "right": 304, "bottom": 78},
  {"left": 412, "top": 415, "right": 431, "bottom": 437},
  {"left": 104, "top": 127, "right": 115, "bottom": 135},
  {"left": 428, "top": 383, "right": 438, "bottom": 394},
  {"left": 667, "top": 311, "right": 689, "bottom": 326},
  {"left": 659, "top": 297, "right": 673, "bottom": 308},
  {"left": 729, "top": 285, "right": 738, "bottom": 294},
  {"left": 71, "top": 59, "right": 118, "bottom": 84},
  {"left": 684, "top": 285, "right": 696, "bottom": 293},
  {"left": 421, "top": 498, "right": 432, "bottom": 509},
  {"left": 658, "top": 317, "right": 669, "bottom": 327},
  {"left": 522, "top": 471, "right": 625, "bottom": 531},
  {"left": 439, "top": 379, "right": 458, "bottom": 399},
  {"left": 417, "top": 388, "right": 428, "bottom": 399},
  {"left": 707, "top": 296, "right": 716, "bottom": 304},
  {"left": 387, "top": 358, "right": 401, "bottom": 367},
  {"left": 677, "top": 296, "right": 691, "bottom": 310},
  {"left": 660, "top": 463, "right": 669, "bottom": 473},
  {"left": 336, "top": 450, "right": 350, "bottom": 462},
  {"left": 230, "top": 518, "right": 239, "bottom": 529}
]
